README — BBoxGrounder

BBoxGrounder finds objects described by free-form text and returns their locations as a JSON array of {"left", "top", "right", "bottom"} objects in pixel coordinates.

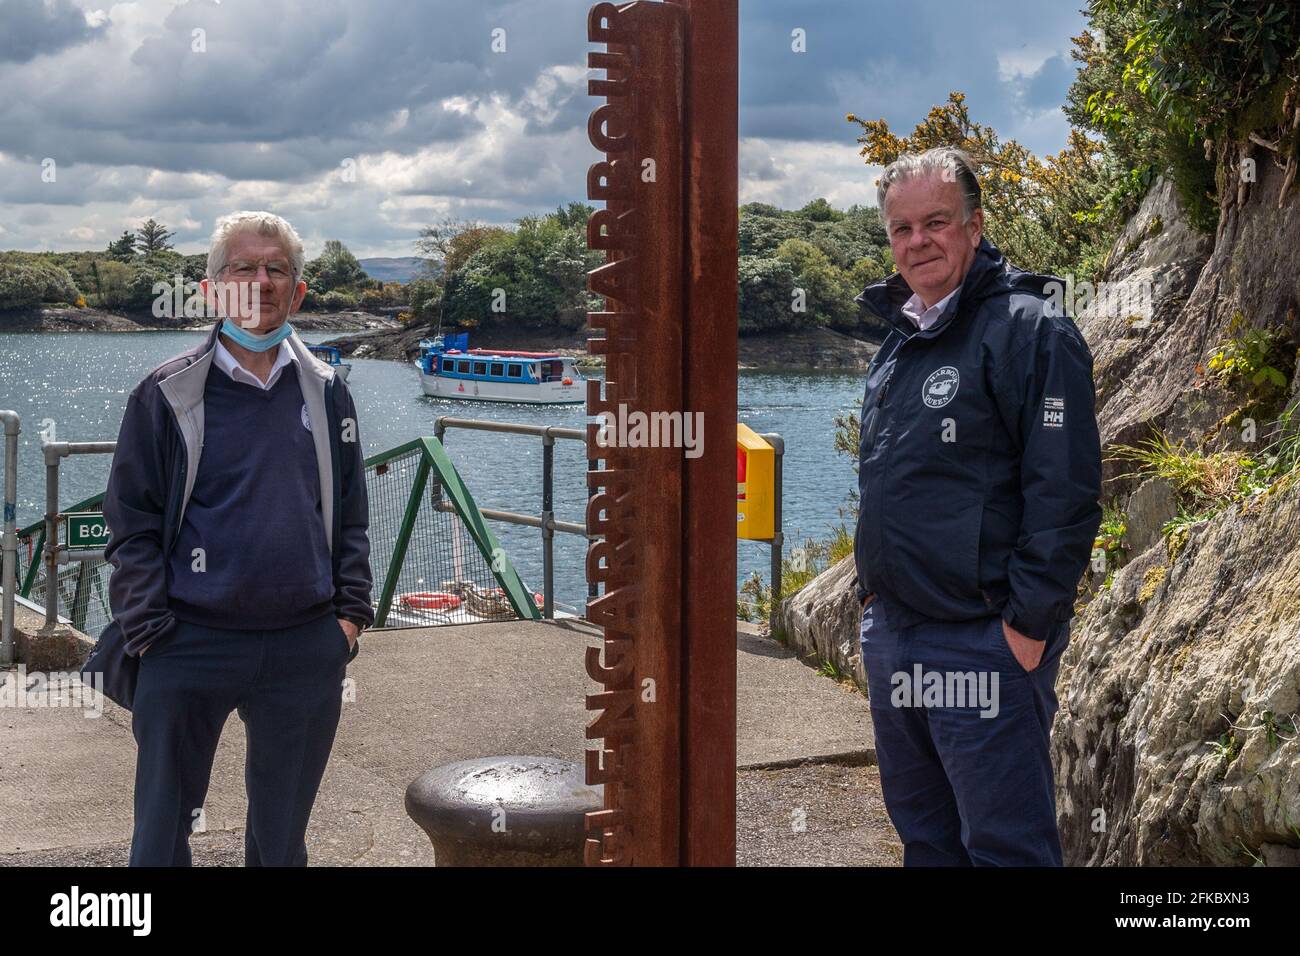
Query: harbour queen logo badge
[{"left": 921, "top": 366, "right": 960, "bottom": 408}]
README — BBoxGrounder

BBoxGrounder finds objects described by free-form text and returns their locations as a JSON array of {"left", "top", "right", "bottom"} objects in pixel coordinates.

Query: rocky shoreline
[
  {"left": 2, "top": 306, "right": 882, "bottom": 371},
  {"left": 324, "top": 322, "right": 881, "bottom": 372}
]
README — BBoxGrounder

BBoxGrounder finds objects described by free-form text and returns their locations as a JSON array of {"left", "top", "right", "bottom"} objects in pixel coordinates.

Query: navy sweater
[{"left": 166, "top": 362, "right": 335, "bottom": 629}]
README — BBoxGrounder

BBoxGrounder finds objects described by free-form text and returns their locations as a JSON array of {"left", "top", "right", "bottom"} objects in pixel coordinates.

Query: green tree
[
  {"left": 407, "top": 277, "right": 442, "bottom": 320},
  {"left": 437, "top": 208, "right": 601, "bottom": 329},
  {"left": 90, "top": 260, "right": 132, "bottom": 310},
  {"left": 798, "top": 197, "right": 844, "bottom": 222},
  {"left": 106, "top": 231, "right": 137, "bottom": 262},
  {"left": 304, "top": 239, "right": 368, "bottom": 293},
  {"left": 738, "top": 257, "right": 799, "bottom": 333},
  {"left": 136, "top": 218, "right": 175, "bottom": 255},
  {"left": 849, "top": 256, "right": 885, "bottom": 288},
  {"left": 775, "top": 238, "right": 859, "bottom": 330}
]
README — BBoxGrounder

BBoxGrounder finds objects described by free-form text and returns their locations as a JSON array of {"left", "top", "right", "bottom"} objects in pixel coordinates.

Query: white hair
[
  {"left": 206, "top": 211, "right": 306, "bottom": 281},
  {"left": 877, "top": 146, "right": 982, "bottom": 229}
]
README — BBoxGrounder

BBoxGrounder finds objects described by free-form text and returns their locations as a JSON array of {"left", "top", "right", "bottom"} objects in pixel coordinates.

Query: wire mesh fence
[{"left": 367, "top": 443, "right": 537, "bottom": 628}]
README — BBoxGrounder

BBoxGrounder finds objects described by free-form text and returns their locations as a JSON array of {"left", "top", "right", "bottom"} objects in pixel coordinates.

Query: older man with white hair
[
  {"left": 99, "top": 211, "right": 373, "bottom": 866},
  {"left": 852, "top": 147, "right": 1102, "bottom": 866}
]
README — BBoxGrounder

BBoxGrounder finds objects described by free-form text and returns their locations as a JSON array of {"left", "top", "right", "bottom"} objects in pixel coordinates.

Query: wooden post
[
  {"left": 671, "top": 0, "right": 739, "bottom": 868},
  {"left": 583, "top": 0, "right": 738, "bottom": 867}
]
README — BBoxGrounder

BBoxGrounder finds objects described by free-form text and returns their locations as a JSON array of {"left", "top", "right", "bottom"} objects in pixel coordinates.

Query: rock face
[
  {"left": 775, "top": 555, "right": 865, "bottom": 690},
  {"left": 1073, "top": 177, "right": 1218, "bottom": 484},
  {"left": 1124, "top": 478, "right": 1177, "bottom": 558},
  {"left": 736, "top": 328, "right": 879, "bottom": 371},
  {"left": 1055, "top": 485, "right": 1300, "bottom": 866},
  {"left": 1057, "top": 157, "right": 1300, "bottom": 865}
]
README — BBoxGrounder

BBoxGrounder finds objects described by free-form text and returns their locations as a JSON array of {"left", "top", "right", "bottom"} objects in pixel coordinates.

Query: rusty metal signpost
[{"left": 582, "top": 0, "right": 739, "bottom": 866}]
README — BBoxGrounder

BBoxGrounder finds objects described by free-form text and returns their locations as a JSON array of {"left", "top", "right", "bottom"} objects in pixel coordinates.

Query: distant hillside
[{"left": 359, "top": 257, "right": 436, "bottom": 284}]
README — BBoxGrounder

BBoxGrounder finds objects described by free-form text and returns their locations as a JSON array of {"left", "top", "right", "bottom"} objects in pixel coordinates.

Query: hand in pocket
[{"left": 1001, "top": 619, "right": 1044, "bottom": 672}]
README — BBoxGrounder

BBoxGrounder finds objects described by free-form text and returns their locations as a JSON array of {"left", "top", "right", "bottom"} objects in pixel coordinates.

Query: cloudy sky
[{"left": 0, "top": 0, "right": 1088, "bottom": 259}]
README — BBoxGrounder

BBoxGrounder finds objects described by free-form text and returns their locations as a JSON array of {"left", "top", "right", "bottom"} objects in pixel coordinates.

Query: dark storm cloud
[
  {"left": 0, "top": 0, "right": 109, "bottom": 64},
  {"left": 0, "top": 0, "right": 1090, "bottom": 254},
  {"left": 740, "top": 0, "right": 1086, "bottom": 153},
  {"left": 0, "top": 0, "right": 596, "bottom": 182}
]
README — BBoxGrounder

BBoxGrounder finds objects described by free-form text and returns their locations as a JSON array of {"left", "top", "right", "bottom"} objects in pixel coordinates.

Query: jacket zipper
[{"left": 865, "top": 332, "right": 910, "bottom": 451}]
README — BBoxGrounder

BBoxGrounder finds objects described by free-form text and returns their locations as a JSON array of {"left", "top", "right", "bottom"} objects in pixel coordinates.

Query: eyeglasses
[{"left": 221, "top": 259, "right": 295, "bottom": 282}]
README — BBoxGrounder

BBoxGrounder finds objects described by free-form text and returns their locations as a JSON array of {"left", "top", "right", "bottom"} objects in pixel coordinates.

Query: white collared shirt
[
  {"left": 213, "top": 336, "right": 297, "bottom": 390},
  {"left": 901, "top": 287, "right": 960, "bottom": 332}
]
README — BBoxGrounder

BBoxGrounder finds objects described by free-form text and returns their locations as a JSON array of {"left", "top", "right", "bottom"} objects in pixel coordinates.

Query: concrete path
[{"left": 0, "top": 618, "right": 883, "bottom": 866}]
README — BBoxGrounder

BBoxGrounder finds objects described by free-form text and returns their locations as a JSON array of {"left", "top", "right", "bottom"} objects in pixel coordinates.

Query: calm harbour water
[{"left": 0, "top": 330, "right": 864, "bottom": 612}]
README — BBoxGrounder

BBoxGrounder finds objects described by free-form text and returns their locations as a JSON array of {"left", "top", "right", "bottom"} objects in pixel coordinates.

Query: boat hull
[{"left": 417, "top": 367, "right": 584, "bottom": 404}]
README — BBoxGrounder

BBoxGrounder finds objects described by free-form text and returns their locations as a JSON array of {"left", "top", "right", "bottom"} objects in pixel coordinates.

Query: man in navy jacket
[
  {"left": 852, "top": 148, "right": 1102, "bottom": 866},
  {"left": 102, "top": 211, "right": 373, "bottom": 866}
]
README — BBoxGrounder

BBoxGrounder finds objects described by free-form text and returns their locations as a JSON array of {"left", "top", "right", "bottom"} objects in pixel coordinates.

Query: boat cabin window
[
  {"left": 473, "top": 361, "right": 488, "bottom": 376},
  {"left": 456, "top": 360, "right": 471, "bottom": 374},
  {"left": 507, "top": 364, "right": 522, "bottom": 378},
  {"left": 539, "top": 359, "right": 564, "bottom": 382},
  {"left": 441, "top": 358, "right": 454, "bottom": 373},
  {"left": 490, "top": 363, "right": 504, "bottom": 377}
]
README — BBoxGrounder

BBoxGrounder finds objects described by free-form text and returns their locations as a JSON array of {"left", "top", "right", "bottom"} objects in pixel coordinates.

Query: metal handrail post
[
  {"left": 541, "top": 434, "right": 555, "bottom": 619},
  {"left": 43, "top": 453, "right": 59, "bottom": 627},
  {"left": 1, "top": 410, "right": 20, "bottom": 665}
]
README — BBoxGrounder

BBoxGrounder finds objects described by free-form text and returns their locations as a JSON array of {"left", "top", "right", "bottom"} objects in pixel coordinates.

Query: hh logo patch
[
  {"left": 1043, "top": 396, "right": 1065, "bottom": 428},
  {"left": 301, "top": 403, "right": 312, "bottom": 432},
  {"left": 921, "top": 367, "right": 960, "bottom": 408}
]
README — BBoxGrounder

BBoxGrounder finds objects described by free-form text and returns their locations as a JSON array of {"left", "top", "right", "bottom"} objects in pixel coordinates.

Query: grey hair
[
  {"left": 206, "top": 211, "right": 306, "bottom": 281},
  {"left": 877, "top": 147, "right": 982, "bottom": 229}
]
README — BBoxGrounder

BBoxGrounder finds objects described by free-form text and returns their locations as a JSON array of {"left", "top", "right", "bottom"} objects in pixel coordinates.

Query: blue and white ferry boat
[
  {"left": 415, "top": 333, "right": 584, "bottom": 405},
  {"left": 307, "top": 343, "right": 353, "bottom": 382}
]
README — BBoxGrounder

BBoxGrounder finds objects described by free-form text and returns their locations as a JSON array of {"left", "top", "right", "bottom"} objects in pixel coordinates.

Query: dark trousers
[
  {"left": 860, "top": 594, "right": 1068, "bottom": 866},
  {"left": 128, "top": 611, "right": 350, "bottom": 866}
]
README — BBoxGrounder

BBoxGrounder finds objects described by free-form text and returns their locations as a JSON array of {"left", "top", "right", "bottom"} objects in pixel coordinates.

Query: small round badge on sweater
[{"left": 301, "top": 403, "right": 312, "bottom": 432}]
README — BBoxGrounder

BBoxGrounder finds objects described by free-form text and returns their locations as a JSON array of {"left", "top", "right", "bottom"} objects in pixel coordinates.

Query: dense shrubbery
[
  {"left": 0, "top": 255, "right": 81, "bottom": 310},
  {"left": 736, "top": 202, "right": 888, "bottom": 334},
  {"left": 1069, "top": 0, "right": 1300, "bottom": 231},
  {"left": 420, "top": 199, "right": 890, "bottom": 336},
  {"left": 0, "top": 243, "right": 210, "bottom": 313},
  {"left": 436, "top": 204, "right": 602, "bottom": 331}
]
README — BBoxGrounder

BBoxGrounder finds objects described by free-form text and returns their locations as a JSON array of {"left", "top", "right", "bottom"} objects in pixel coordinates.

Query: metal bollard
[{"left": 405, "top": 756, "right": 602, "bottom": 866}]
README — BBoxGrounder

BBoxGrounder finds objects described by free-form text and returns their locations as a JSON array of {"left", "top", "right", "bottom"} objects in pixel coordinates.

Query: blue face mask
[{"left": 220, "top": 318, "right": 295, "bottom": 352}]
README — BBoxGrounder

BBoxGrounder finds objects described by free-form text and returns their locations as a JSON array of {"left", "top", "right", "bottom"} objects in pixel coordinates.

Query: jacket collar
[
  {"left": 856, "top": 237, "right": 1011, "bottom": 339},
  {"left": 158, "top": 320, "right": 334, "bottom": 405},
  {"left": 153, "top": 319, "right": 340, "bottom": 552}
]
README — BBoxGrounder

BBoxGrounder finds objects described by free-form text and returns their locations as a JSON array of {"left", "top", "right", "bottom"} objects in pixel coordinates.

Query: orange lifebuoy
[
  {"left": 398, "top": 591, "right": 462, "bottom": 610},
  {"left": 562, "top": 377, "right": 573, "bottom": 385}
]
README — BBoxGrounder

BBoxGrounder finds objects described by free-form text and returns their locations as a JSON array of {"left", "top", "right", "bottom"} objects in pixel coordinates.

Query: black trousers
[{"left": 128, "top": 611, "right": 350, "bottom": 866}]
